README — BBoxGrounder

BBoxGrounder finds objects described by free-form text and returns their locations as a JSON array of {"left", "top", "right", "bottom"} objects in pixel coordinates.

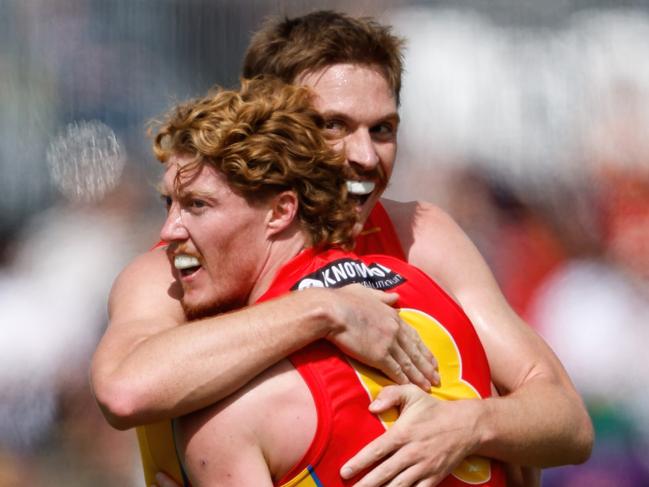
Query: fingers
[
  {"left": 418, "top": 342, "right": 440, "bottom": 385},
  {"left": 348, "top": 446, "right": 440, "bottom": 487},
  {"left": 400, "top": 324, "right": 440, "bottom": 392},
  {"left": 381, "top": 356, "right": 410, "bottom": 385},
  {"left": 398, "top": 325, "right": 440, "bottom": 388},
  {"left": 382, "top": 465, "right": 431, "bottom": 487},
  {"left": 406, "top": 324, "right": 436, "bottom": 368},
  {"left": 341, "top": 431, "right": 402, "bottom": 481},
  {"left": 348, "top": 447, "right": 444, "bottom": 487},
  {"left": 380, "top": 291, "right": 400, "bottom": 306},
  {"left": 368, "top": 384, "right": 412, "bottom": 413},
  {"left": 390, "top": 344, "right": 432, "bottom": 390},
  {"left": 334, "top": 284, "right": 440, "bottom": 389}
]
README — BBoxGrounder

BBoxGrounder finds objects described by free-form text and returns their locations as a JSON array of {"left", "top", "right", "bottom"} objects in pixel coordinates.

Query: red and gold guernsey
[
  {"left": 354, "top": 201, "right": 406, "bottom": 260},
  {"left": 135, "top": 203, "right": 504, "bottom": 486},
  {"left": 257, "top": 247, "right": 505, "bottom": 487}
]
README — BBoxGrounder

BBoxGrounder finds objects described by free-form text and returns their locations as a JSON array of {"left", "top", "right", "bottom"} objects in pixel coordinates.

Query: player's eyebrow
[
  {"left": 178, "top": 188, "right": 215, "bottom": 200},
  {"left": 154, "top": 177, "right": 216, "bottom": 203},
  {"left": 319, "top": 109, "right": 400, "bottom": 125},
  {"left": 154, "top": 180, "right": 168, "bottom": 197}
]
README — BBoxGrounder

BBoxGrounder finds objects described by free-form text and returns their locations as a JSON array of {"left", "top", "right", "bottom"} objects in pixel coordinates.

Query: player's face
[
  {"left": 159, "top": 155, "right": 270, "bottom": 320},
  {"left": 296, "top": 64, "right": 399, "bottom": 228}
]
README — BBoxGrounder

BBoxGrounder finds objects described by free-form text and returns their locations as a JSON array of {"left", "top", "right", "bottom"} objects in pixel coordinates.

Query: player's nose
[
  {"left": 344, "top": 129, "right": 380, "bottom": 172},
  {"left": 160, "top": 204, "right": 189, "bottom": 242}
]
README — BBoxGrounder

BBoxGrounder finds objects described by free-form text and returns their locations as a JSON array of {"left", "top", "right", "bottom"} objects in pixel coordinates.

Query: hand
[
  {"left": 327, "top": 285, "right": 439, "bottom": 390},
  {"left": 151, "top": 472, "right": 182, "bottom": 487},
  {"left": 340, "top": 385, "right": 481, "bottom": 487}
]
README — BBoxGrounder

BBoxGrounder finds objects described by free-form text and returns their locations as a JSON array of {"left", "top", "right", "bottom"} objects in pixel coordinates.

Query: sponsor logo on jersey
[{"left": 292, "top": 258, "right": 406, "bottom": 291}]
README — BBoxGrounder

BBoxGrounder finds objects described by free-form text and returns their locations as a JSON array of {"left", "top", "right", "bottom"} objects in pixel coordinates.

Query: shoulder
[
  {"left": 113, "top": 245, "right": 173, "bottom": 283},
  {"left": 381, "top": 198, "right": 464, "bottom": 249},
  {"left": 381, "top": 198, "right": 478, "bottom": 287},
  {"left": 108, "top": 246, "right": 184, "bottom": 325}
]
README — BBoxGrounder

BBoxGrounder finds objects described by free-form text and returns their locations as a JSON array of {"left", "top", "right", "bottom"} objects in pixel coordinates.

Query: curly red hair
[{"left": 152, "top": 77, "right": 357, "bottom": 249}]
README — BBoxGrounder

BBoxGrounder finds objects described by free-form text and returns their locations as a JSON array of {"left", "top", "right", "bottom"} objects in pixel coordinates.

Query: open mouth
[
  {"left": 174, "top": 254, "right": 202, "bottom": 277},
  {"left": 347, "top": 180, "right": 376, "bottom": 207}
]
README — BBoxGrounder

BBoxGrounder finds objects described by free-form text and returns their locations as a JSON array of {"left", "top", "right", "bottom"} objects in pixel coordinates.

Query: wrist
[
  {"left": 469, "top": 396, "right": 497, "bottom": 456},
  {"left": 296, "top": 288, "right": 342, "bottom": 339}
]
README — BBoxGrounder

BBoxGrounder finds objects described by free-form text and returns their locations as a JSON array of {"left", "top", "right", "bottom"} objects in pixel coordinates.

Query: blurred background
[{"left": 1, "top": 0, "right": 648, "bottom": 485}]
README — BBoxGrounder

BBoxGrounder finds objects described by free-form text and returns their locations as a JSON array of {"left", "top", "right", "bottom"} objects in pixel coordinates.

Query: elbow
[
  {"left": 552, "top": 391, "right": 594, "bottom": 466},
  {"left": 564, "top": 388, "right": 595, "bottom": 465},
  {"left": 572, "top": 410, "right": 595, "bottom": 465},
  {"left": 91, "top": 372, "right": 150, "bottom": 431}
]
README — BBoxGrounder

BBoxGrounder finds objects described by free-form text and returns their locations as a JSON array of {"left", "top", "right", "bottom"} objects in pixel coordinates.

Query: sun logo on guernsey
[{"left": 349, "top": 308, "right": 492, "bottom": 485}]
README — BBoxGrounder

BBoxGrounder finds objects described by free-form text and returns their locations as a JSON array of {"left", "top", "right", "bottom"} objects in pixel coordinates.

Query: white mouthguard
[
  {"left": 346, "top": 180, "right": 376, "bottom": 195},
  {"left": 174, "top": 254, "right": 200, "bottom": 270}
]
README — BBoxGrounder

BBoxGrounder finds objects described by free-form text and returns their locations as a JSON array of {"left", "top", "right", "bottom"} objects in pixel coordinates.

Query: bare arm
[
  {"left": 174, "top": 391, "right": 275, "bottom": 487},
  {"left": 90, "top": 247, "right": 437, "bottom": 430},
  {"left": 340, "top": 200, "right": 592, "bottom": 486},
  {"left": 173, "top": 359, "right": 314, "bottom": 486},
  {"left": 402, "top": 200, "right": 593, "bottom": 465}
]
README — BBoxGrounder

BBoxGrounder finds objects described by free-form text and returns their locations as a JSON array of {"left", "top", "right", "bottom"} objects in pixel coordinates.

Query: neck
[{"left": 247, "top": 230, "right": 308, "bottom": 304}]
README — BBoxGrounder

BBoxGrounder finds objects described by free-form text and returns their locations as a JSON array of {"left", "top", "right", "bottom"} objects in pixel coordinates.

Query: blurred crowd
[
  {"left": 387, "top": 7, "right": 649, "bottom": 486},
  {"left": 1, "top": 1, "right": 648, "bottom": 485}
]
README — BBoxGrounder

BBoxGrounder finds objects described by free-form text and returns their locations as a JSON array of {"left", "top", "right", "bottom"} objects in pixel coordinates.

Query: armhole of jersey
[
  {"left": 170, "top": 419, "right": 194, "bottom": 487},
  {"left": 378, "top": 254, "right": 471, "bottom": 322},
  {"left": 276, "top": 346, "right": 333, "bottom": 486}
]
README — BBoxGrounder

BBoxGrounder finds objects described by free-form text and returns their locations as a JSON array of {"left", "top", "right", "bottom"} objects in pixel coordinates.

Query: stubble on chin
[{"left": 181, "top": 296, "right": 246, "bottom": 322}]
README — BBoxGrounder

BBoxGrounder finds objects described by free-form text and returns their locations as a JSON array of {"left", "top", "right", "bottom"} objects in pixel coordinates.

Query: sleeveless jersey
[
  {"left": 355, "top": 201, "right": 406, "bottom": 260},
  {"left": 134, "top": 204, "right": 503, "bottom": 486},
  {"left": 135, "top": 202, "right": 407, "bottom": 485},
  {"left": 256, "top": 247, "right": 504, "bottom": 487}
]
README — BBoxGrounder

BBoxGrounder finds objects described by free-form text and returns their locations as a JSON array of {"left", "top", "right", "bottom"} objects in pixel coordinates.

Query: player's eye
[
  {"left": 160, "top": 194, "right": 172, "bottom": 211},
  {"left": 371, "top": 122, "right": 396, "bottom": 140},
  {"left": 181, "top": 197, "right": 209, "bottom": 214},
  {"left": 324, "top": 119, "right": 347, "bottom": 136}
]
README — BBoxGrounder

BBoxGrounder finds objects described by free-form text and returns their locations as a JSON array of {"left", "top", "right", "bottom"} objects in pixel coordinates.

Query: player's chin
[{"left": 181, "top": 296, "right": 218, "bottom": 322}]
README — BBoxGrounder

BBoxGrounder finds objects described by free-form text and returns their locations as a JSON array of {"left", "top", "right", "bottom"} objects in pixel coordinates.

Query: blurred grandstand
[{"left": 1, "top": 1, "right": 648, "bottom": 485}]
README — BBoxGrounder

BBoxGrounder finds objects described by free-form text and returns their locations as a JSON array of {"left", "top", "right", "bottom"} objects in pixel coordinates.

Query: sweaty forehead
[
  {"left": 295, "top": 64, "right": 396, "bottom": 100},
  {"left": 296, "top": 64, "right": 397, "bottom": 119}
]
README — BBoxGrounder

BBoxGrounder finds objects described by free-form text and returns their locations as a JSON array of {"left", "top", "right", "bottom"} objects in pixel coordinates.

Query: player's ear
[{"left": 266, "top": 190, "right": 298, "bottom": 237}]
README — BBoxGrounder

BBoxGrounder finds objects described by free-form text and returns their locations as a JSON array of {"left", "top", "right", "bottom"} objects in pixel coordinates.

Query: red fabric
[
  {"left": 259, "top": 248, "right": 504, "bottom": 487},
  {"left": 354, "top": 202, "right": 406, "bottom": 260},
  {"left": 277, "top": 341, "right": 387, "bottom": 486}
]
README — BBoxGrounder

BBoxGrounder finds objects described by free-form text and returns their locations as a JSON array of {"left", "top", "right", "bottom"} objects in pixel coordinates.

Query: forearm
[
  {"left": 92, "top": 290, "right": 331, "bottom": 429},
  {"left": 94, "top": 248, "right": 437, "bottom": 429},
  {"left": 416, "top": 223, "right": 593, "bottom": 466},
  {"left": 467, "top": 306, "right": 594, "bottom": 467},
  {"left": 472, "top": 375, "right": 593, "bottom": 467}
]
